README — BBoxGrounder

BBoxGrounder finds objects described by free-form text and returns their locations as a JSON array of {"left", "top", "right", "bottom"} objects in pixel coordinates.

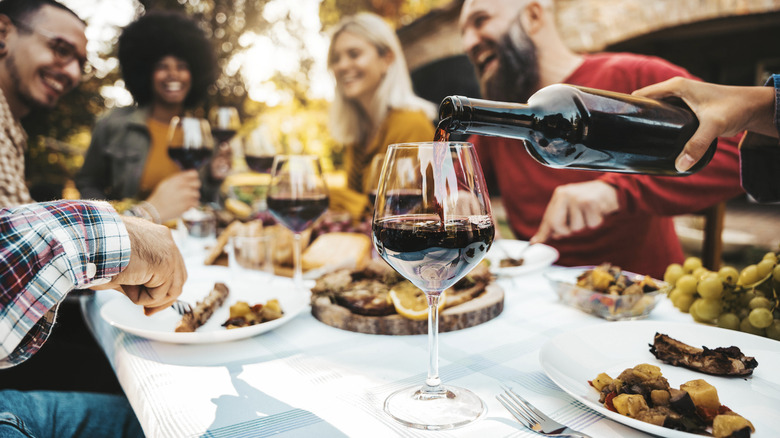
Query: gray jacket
[{"left": 76, "top": 106, "right": 219, "bottom": 201}]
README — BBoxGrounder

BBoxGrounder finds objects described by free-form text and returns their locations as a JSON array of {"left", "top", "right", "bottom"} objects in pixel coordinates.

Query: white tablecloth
[{"left": 82, "top": 254, "right": 700, "bottom": 438}]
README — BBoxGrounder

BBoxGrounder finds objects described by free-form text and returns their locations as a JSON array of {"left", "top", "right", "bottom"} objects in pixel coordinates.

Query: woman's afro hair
[{"left": 118, "top": 10, "right": 218, "bottom": 107}]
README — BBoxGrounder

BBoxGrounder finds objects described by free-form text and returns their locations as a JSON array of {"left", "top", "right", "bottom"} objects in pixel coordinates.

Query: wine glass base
[{"left": 383, "top": 385, "right": 485, "bottom": 430}]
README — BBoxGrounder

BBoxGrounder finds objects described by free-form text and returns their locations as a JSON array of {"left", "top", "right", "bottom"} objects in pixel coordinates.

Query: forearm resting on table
[{"left": 0, "top": 201, "right": 130, "bottom": 367}]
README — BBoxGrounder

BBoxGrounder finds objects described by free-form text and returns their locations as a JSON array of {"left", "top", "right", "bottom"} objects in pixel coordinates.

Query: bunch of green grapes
[{"left": 663, "top": 250, "right": 780, "bottom": 341}]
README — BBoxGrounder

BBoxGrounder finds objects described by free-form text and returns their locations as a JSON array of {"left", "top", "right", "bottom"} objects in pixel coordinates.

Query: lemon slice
[{"left": 389, "top": 282, "right": 446, "bottom": 321}]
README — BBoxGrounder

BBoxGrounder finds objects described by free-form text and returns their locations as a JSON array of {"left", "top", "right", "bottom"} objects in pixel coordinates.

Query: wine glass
[
  {"left": 364, "top": 154, "right": 384, "bottom": 207},
  {"left": 167, "top": 116, "right": 216, "bottom": 245},
  {"left": 167, "top": 116, "right": 214, "bottom": 171},
  {"left": 244, "top": 125, "right": 282, "bottom": 174},
  {"left": 227, "top": 125, "right": 283, "bottom": 220},
  {"left": 208, "top": 106, "right": 241, "bottom": 145},
  {"left": 372, "top": 142, "right": 494, "bottom": 430},
  {"left": 266, "top": 155, "right": 329, "bottom": 291}
]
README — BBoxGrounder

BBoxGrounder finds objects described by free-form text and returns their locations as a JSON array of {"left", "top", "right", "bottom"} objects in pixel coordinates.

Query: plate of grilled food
[
  {"left": 310, "top": 259, "right": 503, "bottom": 335},
  {"left": 539, "top": 321, "right": 780, "bottom": 437},
  {"left": 485, "top": 239, "right": 559, "bottom": 276},
  {"left": 100, "top": 266, "right": 308, "bottom": 344}
]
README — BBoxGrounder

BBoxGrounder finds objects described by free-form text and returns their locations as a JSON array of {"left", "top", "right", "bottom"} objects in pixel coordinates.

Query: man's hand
[
  {"left": 146, "top": 170, "right": 201, "bottom": 223},
  {"left": 633, "top": 77, "right": 776, "bottom": 172},
  {"left": 530, "top": 180, "right": 619, "bottom": 244},
  {"left": 92, "top": 216, "right": 187, "bottom": 315}
]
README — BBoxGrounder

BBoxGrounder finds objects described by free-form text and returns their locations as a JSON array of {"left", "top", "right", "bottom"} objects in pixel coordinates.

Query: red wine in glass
[
  {"left": 212, "top": 128, "right": 237, "bottom": 144},
  {"left": 267, "top": 194, "right": 329, "bottom": 233},
  {"left": 245, "top": 155, "right": 277, "bottom": 174},
  {"left": 168, "top": 147, "right": 212, "bottom": 170},
  {"left": 373, "top": 215, "right": 494, "bottom": 291}
]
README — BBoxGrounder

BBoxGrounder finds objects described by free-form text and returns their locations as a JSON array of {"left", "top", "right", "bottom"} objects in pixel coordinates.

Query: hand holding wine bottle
[
  {"left": 438, "top": 84, "right": 719, "bottom": 176},
  {"left": 633, "top": 77, "right": 779, "bottom": 172}
]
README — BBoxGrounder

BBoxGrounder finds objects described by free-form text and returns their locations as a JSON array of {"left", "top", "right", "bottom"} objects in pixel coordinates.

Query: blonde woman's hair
[{"left": 327, "top": 12, "right": 436, "bottom": 145}]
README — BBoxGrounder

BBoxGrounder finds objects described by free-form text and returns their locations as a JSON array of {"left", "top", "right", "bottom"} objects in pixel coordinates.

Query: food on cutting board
[
  {"left": 662, "top": 251, "right": 779, "bottom": 340},
  {"left": 311, "top": 258, "right": 492, "bottom": 320},
  {"left": 590, "top": 363, "right": 754, "bottom": 437}
]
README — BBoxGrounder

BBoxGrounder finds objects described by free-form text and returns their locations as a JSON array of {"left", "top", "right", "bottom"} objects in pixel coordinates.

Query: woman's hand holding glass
[{"left": 167, "top": 116, "right": 216, "bottom": 236}]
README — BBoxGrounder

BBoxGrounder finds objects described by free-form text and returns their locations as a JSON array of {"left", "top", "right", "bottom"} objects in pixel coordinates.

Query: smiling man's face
[
  {"left": 3, "top": 4, "right": 86, "bottom": 117},
  {"left": 459, "top": 0, "right": 540, "bottom": 102}
]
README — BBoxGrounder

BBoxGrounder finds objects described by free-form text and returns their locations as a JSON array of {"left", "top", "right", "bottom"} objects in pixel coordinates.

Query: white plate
[
  {"left": 486, "top": 239, "right": 559, "bottom": 276},
  {"left": 100, "top": 266, "right": 309, "bottom": 344},
  {"left": 539, "top": 321, "right": 780, "bottom": 437}
]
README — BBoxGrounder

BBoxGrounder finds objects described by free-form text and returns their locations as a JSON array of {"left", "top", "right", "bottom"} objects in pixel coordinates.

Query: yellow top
[
  {"left": 345, "top": 108, "right": 434, "bottom": 193},
  {"left": 139, "top": 118, "right": 181, "bottom": 197},
  {"left": 331, "top": 109, "right": 434, "bottom": 221}
]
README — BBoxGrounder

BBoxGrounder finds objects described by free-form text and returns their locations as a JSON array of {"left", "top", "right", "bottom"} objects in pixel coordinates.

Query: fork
[
  {"left": 170, "top": 300, "right": 193, "bottom": 315},
  {"left": 497, "top": 386, "right": 592, "bottom": 438}
]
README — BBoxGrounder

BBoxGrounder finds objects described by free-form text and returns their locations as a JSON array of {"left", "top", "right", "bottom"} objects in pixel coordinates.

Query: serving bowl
[{"left": 544, "top": 266, "right": 670, "bottom": 321}]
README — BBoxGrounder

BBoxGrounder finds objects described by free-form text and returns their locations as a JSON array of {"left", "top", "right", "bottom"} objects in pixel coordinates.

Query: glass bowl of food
[{"left": 544, "top": 264, "right": 670, "bottom": 321}]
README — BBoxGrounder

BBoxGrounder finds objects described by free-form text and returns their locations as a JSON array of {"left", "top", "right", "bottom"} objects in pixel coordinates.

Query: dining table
[{"left": 80, "top": 237, "right": 779, "bottom": 438}]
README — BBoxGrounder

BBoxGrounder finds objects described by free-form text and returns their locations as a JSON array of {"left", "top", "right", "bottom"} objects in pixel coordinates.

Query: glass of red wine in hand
[
  {"left": 372, "top": 142, "right": 495, "bottom": 430},
  {"left": 167, "top": 116, "right": 215, "bottom": 235},
  {"left": 267, "top": 155, "right": 329, "bottom": 292}
]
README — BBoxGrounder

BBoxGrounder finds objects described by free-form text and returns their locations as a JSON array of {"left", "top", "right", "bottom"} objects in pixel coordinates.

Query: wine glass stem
[
  {"left": 293, "top": 232, "right": 303, "bottom": 291},
  {"left": 424, "top": 293, "right": 443, "bottom": 392}
]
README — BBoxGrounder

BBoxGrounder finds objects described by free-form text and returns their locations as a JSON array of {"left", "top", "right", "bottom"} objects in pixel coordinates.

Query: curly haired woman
[{"left": 76, "top": 10, "right": 223, "bottom": 223}]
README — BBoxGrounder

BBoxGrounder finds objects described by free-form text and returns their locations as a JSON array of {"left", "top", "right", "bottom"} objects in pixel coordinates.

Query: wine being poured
[
  {"left": 437, "top": 84, "right": 717, "bottom": 176},
  {"left": 372, "top": 142, "right": 494, "bottom": 430}
]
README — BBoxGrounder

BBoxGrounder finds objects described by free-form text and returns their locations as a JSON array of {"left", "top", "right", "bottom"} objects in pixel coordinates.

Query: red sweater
[{"left": 473, "top": 53, "right": 744, "bottom": 278}]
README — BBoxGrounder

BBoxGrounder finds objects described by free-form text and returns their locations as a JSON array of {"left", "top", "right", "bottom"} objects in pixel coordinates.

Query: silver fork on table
[{"left": 497, "top": 386, "right": 592, "bottom": 438}]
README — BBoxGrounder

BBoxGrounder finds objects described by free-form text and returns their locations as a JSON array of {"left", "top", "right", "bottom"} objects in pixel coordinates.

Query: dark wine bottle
[{"left": 437, "top": 84, "right": 717, "bottom": 176}]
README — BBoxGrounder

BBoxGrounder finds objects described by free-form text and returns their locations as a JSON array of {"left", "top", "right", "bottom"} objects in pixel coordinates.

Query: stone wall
[
  {"left": 399, "top": 0, "right": 780, "bottom": 69},
  {"left": 557, "top": 0, "right": 780, "bottom": 52}
]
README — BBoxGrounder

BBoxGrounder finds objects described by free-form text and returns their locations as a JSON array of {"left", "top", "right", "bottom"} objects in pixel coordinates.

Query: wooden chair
[{"left": 699, "top": 202, "right": 726, "bottom": 271}]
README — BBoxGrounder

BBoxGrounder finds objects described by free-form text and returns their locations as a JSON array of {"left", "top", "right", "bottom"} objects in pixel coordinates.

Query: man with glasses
[
  {"left": 0, "top": 1, "right": 160, "bottom": 437},
  {"left": 0, "top": 0, "right": 87, "bottom": 207}
]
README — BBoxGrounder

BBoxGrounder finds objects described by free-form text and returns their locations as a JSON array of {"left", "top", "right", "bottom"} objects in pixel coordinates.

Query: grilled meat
[
  {"left": 175, "top": 282, "right": 230, "bottom": 332},
  {"left": 650, "top": 333, "right": 758, "bottom": 376}
]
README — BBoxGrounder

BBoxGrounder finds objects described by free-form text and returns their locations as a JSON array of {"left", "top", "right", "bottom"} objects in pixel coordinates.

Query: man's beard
[
  {"left": 6, "top": 53, "right": 58, "bottom": 113},
  {"left": 480, "top": 18, "right": 540, "bottom": 103}
]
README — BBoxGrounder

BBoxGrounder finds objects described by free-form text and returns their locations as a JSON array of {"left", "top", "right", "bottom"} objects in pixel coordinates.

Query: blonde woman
[{"left": 327, "top": 12, "right": 436, "bottom": 220}]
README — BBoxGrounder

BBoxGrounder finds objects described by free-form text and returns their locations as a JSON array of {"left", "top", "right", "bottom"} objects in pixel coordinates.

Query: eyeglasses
[{"left": 12, "top": 20, "right": 92, "bottom": 79}]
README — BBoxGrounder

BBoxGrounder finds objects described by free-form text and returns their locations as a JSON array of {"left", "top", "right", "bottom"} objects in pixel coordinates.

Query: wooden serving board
[{"left": 311, "top": 283, "right": 504, "bottom": 335}]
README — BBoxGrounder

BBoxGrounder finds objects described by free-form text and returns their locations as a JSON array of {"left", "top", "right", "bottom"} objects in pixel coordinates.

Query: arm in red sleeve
[{"left": 599, "top": 132, "right": 743, "bottom": 216}]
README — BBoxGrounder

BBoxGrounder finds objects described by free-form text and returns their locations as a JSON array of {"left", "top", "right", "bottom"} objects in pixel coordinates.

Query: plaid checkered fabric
[
  {"left": 0, "top": 201, "right": 130, "bottom": 368},
  {"left": 0, "top": 88, "right": 32, "bottom": 207}
]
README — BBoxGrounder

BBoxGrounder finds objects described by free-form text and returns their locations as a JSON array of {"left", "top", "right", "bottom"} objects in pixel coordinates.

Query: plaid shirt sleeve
[{"left": 0, "top": 200, "right": 130, "bottom": 368}]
